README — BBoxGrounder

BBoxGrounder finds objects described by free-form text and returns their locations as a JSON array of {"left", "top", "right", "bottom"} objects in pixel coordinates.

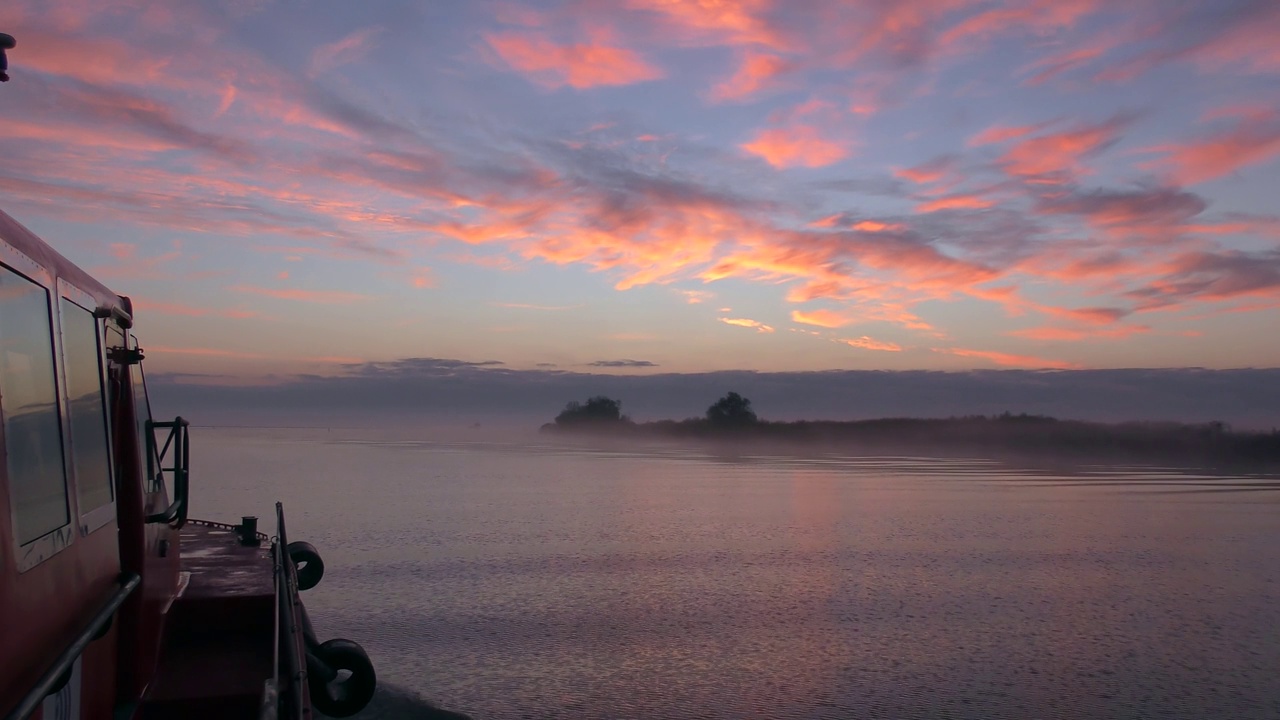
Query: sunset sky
[{"left": 2, "top": 0, "right": 1279, "bottom": 383}]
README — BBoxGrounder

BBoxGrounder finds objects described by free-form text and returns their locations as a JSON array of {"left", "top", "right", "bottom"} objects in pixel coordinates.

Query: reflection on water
[{"left": 193, "top": 428, "right": 1280, "bottom": 720}]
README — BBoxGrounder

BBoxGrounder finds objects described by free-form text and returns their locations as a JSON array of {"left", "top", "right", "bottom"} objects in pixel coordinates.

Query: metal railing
[
  {"left": 3, "top": 573, "right": 141, "bottom": 720},
  {"left": 264, "top": 502, "right": 309, "bottom": 720},
  {"left": 145, "top": 417, "right": 190, "bottom": 527}
]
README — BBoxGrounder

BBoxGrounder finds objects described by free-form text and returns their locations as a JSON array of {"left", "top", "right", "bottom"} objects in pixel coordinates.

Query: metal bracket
[{"left": 107, "top": 346, "right": 144, "bottom": 365}]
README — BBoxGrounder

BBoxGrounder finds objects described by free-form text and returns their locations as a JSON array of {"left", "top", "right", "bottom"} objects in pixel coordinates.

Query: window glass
[
  {"left": 60, "top": 297, "right": 113, "bottom": 513},
  {"left": 0, "top": 266, "right": 69, "bottom": 545}
]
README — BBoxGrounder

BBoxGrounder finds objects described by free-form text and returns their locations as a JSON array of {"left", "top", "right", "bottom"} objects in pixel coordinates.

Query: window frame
[
  {"left": 0, "top": 236, "right": 75, "bottom": 572},
  {"left": 57, "top": 279, "right": 116, "bottom": 536},
  {"left": 128, "top": 334, "right": 164, "bottom": 498}
]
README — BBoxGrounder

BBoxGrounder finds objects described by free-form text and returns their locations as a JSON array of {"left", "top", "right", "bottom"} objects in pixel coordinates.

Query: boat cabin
[{"left": 0, "top": 208, "right": 374, "bottom": 720}]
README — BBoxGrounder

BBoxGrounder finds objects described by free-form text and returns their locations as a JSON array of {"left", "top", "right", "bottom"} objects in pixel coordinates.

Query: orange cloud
[
  {"left": 741, "top": 126, "right": 847, "bottom": 168},
  {"left": 710, "top": 52, "right": 791, "bottom": 102},
  {"left": 485, "top": 32, "right": 662, "bottom": 89},
  {"left": 853, "top": 220, "right": 904, "bottom": 232},
  {"left": 916, "top": 193, "right": 994, "bottom": 213},
  {"left": 719, "top": 317, "right": 775, "bottom": 333},
  {"left": 1159, "top": 111, "right": 1280, "bottom": 184},
  {"left": 230, "top": 285, "right": 371, "bottom": 304},
  {"left": 677, "top": 289, "right": 714, "bottom": 304},
  {"left": 839, "top": 336, "right": 902, "bottom": 352},
  {"left": 938, "top": 347, "right": 1081, "bottom": 370},
  {"left": 791, "top": 309, "right": 853, "bottom": 328}
]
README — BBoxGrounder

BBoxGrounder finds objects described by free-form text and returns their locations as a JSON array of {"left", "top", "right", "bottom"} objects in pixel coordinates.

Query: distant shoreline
[{"left": 541, "top": 414, "right": 1280, "bottom": 468}]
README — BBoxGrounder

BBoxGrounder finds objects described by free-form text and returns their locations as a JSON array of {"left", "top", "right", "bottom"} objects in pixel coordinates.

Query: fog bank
[{"left": 149, "top": 361, "right": 1280, "bottom": 431}]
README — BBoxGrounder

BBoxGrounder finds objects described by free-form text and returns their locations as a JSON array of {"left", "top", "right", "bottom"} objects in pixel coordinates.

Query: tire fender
[
  {"left": 287, "top": 541, "right": 325, "bottom": 591},
  {"left": 307, "top": 638, "right": 376, "bottom": 717}
]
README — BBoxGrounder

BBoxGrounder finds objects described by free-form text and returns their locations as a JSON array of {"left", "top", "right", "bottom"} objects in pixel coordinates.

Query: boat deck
[
  {"left": 139, "top": 522, "right": 276, "bottom": 720},
  {"left": 177, "top": 522, "right": 274, "bottom": 618}
]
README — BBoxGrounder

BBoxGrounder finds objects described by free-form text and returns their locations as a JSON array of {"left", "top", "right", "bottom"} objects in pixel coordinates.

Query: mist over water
[{"left": 191, "top": 426, "right": 1280, "bottom": 720}]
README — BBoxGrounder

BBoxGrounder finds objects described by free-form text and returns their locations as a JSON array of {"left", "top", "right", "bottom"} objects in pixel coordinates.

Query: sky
[{"left": 1, "top": 0, "right": 1279, "bottom": 417}]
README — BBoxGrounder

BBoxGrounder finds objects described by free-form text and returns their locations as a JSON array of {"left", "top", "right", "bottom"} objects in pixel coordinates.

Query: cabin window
[
  {"left": 0, "top": 265, "right": 70, "bottom": 546},
  {"left": 60, "top": 297, "right": 113, "bottom": 513}
]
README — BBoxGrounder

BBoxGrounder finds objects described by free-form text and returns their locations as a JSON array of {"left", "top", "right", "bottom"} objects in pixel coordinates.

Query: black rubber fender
[
  {"left": 287, "top": 540, "right": 324, "bottom": 591},
  {"left": 308, "top": 638, "right": 377, "bottom": 718}
]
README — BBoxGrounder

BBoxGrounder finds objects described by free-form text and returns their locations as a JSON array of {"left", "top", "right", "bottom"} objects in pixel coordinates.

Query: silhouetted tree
[
  {"left": 706, "top": 392, "right": 757, "bottom": 427},
  {"left": 555, "top": 396, "right": 627, "bottom": 426}
]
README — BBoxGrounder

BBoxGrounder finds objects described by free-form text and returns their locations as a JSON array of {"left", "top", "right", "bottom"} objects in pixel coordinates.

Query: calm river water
[{"left": 191, "top": 427, "right": 1280, "bottom": 720}]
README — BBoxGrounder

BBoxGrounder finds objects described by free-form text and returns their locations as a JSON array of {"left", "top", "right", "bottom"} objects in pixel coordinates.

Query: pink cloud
[
  {"left": 628, "top": 0, "right": 787, "bottom": 49},
  {"left": 968, "top": 121, "right": 1053, "bottom": 146},
  {"left": 1158, "top": 111, "right": 1280, "bottom": 184},
  {"left": 131, "top": 299, "right": 259, "bottom": 319},
  {"left": 10, "top": 29, "right": 175, "bottom": 87},
  {"left": 1008, "top": 325, "right": 1150, "bottom": 341},
  {"left": 1044, "top": 306, "right": 1130, "bottom": 325},
  {"left": 485, "top": 31, "right": 662, "bottom": 89},
  {"left": 997, "top": 117, "right": 1128, "bottom": 181},
  {"left": 741, "top": 126, "right": 847, "bottom": 168},
  {"left": 229, "top": 285, "right": 372, "bottom": 304},
  {"left": 939, "top": 0, "right": 1101, "bottom": 50},
  {"left": 894, "top": 155, "right": 958, "bottom": 184},
  {"left": 710, "top": 52, "right": 792, "bottom": 102},
  {"left": 1022, "top": 42, "right": 1113, "bottom": 86},
  {"left": 310, "top": 27, "right": 383, "bottom": 76}
]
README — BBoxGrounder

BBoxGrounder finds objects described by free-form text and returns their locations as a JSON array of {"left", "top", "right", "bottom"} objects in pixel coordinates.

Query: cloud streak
[
  {"left": 719, "top": 317, "right": 775, "bottom": 333},
  {"left": 2, "top": 0, "right": 1278, "bottom": 378}
]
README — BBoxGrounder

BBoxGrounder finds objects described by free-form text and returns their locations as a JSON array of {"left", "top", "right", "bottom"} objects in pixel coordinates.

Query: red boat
[{"left": 0, "top": 207, "right": 377, "bottom": 720}]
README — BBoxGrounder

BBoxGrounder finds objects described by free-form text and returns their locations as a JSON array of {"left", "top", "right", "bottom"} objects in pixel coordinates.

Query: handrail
[
  {"left": 261, "top": 527, "right": 284, "bottom": 720},
  {"left": 145, "top": 417, "right": 190, "bottom": 527},
  {"left": 275, "top": 502, "right": 308, "bottom": 720},
  {"left": 3, "top": 573, "right": 141, "bottom": 720}
]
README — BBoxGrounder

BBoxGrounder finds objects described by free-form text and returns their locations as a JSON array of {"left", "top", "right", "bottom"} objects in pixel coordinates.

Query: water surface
[{"left": 192, "top": 427, "right": 1280, "bottom": 719}]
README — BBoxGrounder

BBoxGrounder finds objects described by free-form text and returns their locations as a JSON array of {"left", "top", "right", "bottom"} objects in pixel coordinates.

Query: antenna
[{"left": 0, "top": 33, "right": 14, "bottom": 83}]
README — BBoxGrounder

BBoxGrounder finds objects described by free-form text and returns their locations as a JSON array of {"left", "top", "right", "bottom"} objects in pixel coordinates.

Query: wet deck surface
[
  {"left": 180, "top": 522, "right": 273, "bottom": 600},
  {"left": 140, "top": 522, "right": 276, "bottom": 719}
]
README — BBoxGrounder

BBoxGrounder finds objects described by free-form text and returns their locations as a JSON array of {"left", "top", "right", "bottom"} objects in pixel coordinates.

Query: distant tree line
[
  {"left": 548, "top": 391, "right": 759, "bottom": 431},
  {"left": 540, "top": 392, "right": 1280, "bottom": 467}
]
